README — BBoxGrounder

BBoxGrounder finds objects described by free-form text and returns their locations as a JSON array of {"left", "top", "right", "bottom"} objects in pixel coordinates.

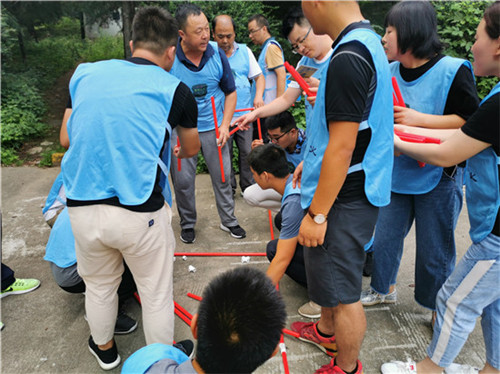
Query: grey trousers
[
  {"left": 170, "top": 128, "right": 238, "bottom": 229},
  {"left": 229, "top": 124, "right": 255, "bottom": 193}
]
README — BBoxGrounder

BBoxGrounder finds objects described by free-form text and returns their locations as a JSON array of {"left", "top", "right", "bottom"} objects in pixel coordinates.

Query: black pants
[
  {"left": 266, "top": 239, "right": 307, "bottom": 288},
  {"left": 60, "top": 262, "right": 137, "bottom": 307}
]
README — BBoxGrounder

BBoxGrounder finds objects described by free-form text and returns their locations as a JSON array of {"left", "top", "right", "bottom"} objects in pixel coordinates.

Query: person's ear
[
  {"left": 129, "top": 40, "right": 134, "bottom": 54},
  {"left": 179, "top": 29, "right": 186, "bottom": 40},
  {"left": 270, "top": 344, "right": 280, "bottom": 358},
  {"left": 190, "top": 313, "right": 198, "bottom": 339},
  {"left": 167, "top": 45, "right": 176, "bottom": 63}
]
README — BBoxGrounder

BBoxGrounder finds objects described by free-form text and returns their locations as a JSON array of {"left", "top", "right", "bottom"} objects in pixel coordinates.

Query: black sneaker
[
  {"left": 114, "top": 310, "right": 137, "bottom": 335},
  {"left": 180, "top": 228, "right": 195, "bottom": 244},
  {"left": 220, "top": 223, "right": 246, "bottom": 239},
  {"left": 173, "top": 339, "right": 195, "bottom": 359},
  {"left": 88, "top": 336, "right": 121, "bottom": 370}
]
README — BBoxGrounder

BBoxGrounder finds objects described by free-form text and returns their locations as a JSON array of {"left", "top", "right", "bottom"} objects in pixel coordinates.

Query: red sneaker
[
  {"left": 290, "top": 321, "right": 337, "bottom": 357},
  {"left": 315, "top": 359, "right": 363, "bottom": 374}
]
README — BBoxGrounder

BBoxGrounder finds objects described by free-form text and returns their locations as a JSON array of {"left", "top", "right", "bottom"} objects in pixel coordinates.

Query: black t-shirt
[
  {"left": 66, "top": 57, "right": 198, "bottom": 212},
  {"left": 325, "top": 21, "right": 375, "bottom": 202},
  {"left": 461, "top": 92, "right": 500, "bottom": 237}
]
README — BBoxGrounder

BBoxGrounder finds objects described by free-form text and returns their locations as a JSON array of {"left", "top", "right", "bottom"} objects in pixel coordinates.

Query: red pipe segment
[
  {"left": 211, "top": 96, "right": 226, "bottom": 183},
  {"left": 284, "top": 62, "right": 316, "bottom": 97},
  {"left": 174, "top": 252, "right": 266, "bottom": 257}
]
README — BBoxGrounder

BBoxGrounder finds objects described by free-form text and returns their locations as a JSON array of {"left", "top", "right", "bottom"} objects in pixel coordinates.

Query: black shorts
[{"left": 305, "top": 198, "right": 378, "bottom": 307}]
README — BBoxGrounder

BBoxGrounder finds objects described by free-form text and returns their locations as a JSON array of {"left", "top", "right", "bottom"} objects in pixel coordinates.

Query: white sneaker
[
  {"left": 381, "top": 359, "right": 418, "bottom": 374},
  {"left": 298, "top": 301, "right": 321, "bottom": 318},
  {"left": 445, "top": 363, "right": 479, "bottom": 374},
  {"left": 360, "top": 288, "right": 397, "bottom": 306}
]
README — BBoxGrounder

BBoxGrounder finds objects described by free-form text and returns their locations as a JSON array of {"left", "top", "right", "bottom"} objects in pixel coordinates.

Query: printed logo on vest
[
  {"left": 192, "top": 83, "right": 208, "bottom": 98},
  {"left": 148, "top": 219, "right": 154, "bottom": 227}
]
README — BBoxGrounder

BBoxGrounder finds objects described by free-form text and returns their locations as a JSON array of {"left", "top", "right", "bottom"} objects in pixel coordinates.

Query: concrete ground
[{"left": 1, "top": 166, "right": 486, "bottom": 373}]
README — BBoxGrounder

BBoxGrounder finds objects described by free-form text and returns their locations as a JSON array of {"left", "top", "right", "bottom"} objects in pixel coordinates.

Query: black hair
[
  {"left": 384, "top": 1, "right": 443, "bottom": 59},
  {"left": 266, "top": 110, "right": 297, "bottom": 133},
  {"left": 282, "top": 7, "right": 310, "bottom": 39},
  {"left": 176, "top": 3, "right": 203, "bottom": 31},
  {"left": 196, "top": 267, "right": 286, "bottom": 373},
  {"left": 484, "top": 1, "right": 500, "bottom": 39},
  {"left": 132, "top": 6, "right": 178, "bottom": 55},
  {"left": 212, "top": 15, "right": 236, "bottom": 34},
  {"left": 248, "top": 14, "right": 269, "bottom": 30},
  {"left": 247, "top": 143, "right": 290, "bottom": 179}
]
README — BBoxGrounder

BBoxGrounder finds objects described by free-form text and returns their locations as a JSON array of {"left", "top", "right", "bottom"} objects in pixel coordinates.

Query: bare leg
[{"left": 332, "top": 301, "right": 366, "bottom": 372}]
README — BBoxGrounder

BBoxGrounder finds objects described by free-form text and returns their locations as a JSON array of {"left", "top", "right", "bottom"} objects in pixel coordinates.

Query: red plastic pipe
[
  {"left": 174, "top": 252, "right": 266, "bottom": 257},
  {"left": 392, "top": 77, "right": 405, "bottom": 107},
  {"left": 187, "top": 292, "right": 202, "bottom": 301},
  {"left": 174, "top": 301, "right": 193, "bottom": 320},
  {"left": 211, "top": 96, "right": 225, "bottom": 183},
  {"left": 268, "top": 210, "right": 275, "bottom": 240},
  {"left": 284, "top": 61, "right": 315, "bottom": 97},
  {"left": 176, "top": 138, "right": 181, "bottom": 171},
  {"left": 174, "top": 307, "right": 192, "bottom": 326}
]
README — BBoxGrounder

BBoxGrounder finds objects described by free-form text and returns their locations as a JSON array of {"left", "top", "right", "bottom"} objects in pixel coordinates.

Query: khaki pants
[{"left": 68, "top": 204, "right": 175, "bottom": 345}]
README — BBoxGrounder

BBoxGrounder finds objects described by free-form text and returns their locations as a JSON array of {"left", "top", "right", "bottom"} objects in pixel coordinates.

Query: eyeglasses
[
  {"left": 248, "top": 27, "right": 263, "bottom": 35},
  {"left": 267, "top": 129, "right": 291, "bottom": 142},
  {"left": 290, "top": 26, "right": 312, "bottom": 54}
]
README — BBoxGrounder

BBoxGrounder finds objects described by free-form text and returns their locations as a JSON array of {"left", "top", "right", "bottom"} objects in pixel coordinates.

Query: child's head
[
  {"left": 266, "top": 111, "right": 298, "bottom": 149},
  {"left": 247, "top": 143, "right": 290, "bottom": 190},
  {"left": 193, "top": 267, "right": 286, "bottom": 373}
]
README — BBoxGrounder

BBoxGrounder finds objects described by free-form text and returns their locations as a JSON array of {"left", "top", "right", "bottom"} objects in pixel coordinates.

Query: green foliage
[
  {"left": 1, "top": 149, "right": 21, "bottom": 166},
  {"left": 1, "top": 73, "right": 48, "bottom": 157},
  {"left": 39, "top": 145, "right": 66, "bottom": 167},
  {"left": 80, "top": 36, "right": 124, "bottom": 62},
  {"left": 290, "top": 98, "right": 306, "bottom": 130},
  {"left": 434, "top": 1, "right": 498, "bottom": 98}
]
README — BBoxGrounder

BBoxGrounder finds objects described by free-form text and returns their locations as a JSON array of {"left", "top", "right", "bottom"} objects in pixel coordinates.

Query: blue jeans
[
  {"left": 370, "top": 169, "right": 464, "bottom": 310},
  {"left": 427, "top": 234, "right": 500, "bottom": 369}
]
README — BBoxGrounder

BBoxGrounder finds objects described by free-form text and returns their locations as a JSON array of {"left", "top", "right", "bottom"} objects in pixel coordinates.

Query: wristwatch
[{"left": 308, "top": 209, "right": 327, "bottom": 224}]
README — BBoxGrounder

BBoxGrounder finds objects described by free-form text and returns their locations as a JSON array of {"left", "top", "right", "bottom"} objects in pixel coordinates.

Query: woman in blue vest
[
  {"left": 382, "top": 3, "right": 499, "bottom": 372},
  {"left": 361, "top": 1, "right": 479, "bottom": 324}
]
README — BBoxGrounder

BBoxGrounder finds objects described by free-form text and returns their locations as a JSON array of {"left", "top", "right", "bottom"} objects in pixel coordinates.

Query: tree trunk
[
  {"left": 79, "top": 12, "right": 85, "bottom": 40},
  {"left": 121, "top": 2, "right": 135, "bottom": 58},
  {"left": 17, "top": 30, "right": 26, "bottom": 63}
]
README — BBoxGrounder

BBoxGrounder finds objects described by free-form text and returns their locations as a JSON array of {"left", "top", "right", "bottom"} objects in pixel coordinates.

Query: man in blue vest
[
  {"left": 213, "top": 15, "right": 265, "bottom": 196},
  {"left": 291, "top": 2, "right": 393, "bottom": 374},
  {"left": 170, "top": 4, "right": 246, "bottom": 244},
  {"left": 236, "top": 8, "right": 332, "bottom": 130},
  {"left": 60, "top": 7, "right": 200, "bottom": 370},
  {"left": 248, "top": 14, "right": 286, "bottom": 140}
]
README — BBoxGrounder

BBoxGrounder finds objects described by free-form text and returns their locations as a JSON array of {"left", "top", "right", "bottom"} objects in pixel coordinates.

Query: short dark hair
[
  {"left": 132, "top": 6, "right": 178, "bottom": 55},
  {"left": 176, "top": 3, "right": 203, "bottom": 31},
  {"left": 266, "top": 110, "right": 297, "bottom": 133},
  {"left": 247, "top": 143, "right": 290, "bottom": 179},
  {"left": 196, "top": 267, "right": 286, "bottom": 373},
  {"left": 248, "top": 14, "right": 269, "bottom": 30},
  {"left": 484, "top": 1, "right": 500, "bottom": 39},
  {"left": 212, "top": 15, "right": 236, "bottom": 34},
  {"left": 282, "top": 7, "right": 310, "bottom": 39},
  {"left": 384, "top": 1, "right": 443, "bottom": 59}
]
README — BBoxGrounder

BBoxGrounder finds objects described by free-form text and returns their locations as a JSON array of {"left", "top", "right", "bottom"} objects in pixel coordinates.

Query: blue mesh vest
[
  {"left": 229, "top": 43, "right": 252, "bottom": 118},
  {"left": 301, "top": 28, "right": 393, "bottom": 209},
  {"left": 390, "top": 57, "right": 474, "bottom": 194},
  {"left": 122, "top": 343, "right": 189, "bottom": 374},
  {"left": 295, "top": 54, "right": 331, "bottom": 126},
  {"left": 170, "top": 41, "right": 225, "bottom": 132},
  {"left": 257, "top": 37, "right": 285, "bottom": 104},
  {"left": 465, "top": 83, "right": 500, "bottom": 243},
  {"left": 62, "top": 59, "right": 180, "bottom": 206}
]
